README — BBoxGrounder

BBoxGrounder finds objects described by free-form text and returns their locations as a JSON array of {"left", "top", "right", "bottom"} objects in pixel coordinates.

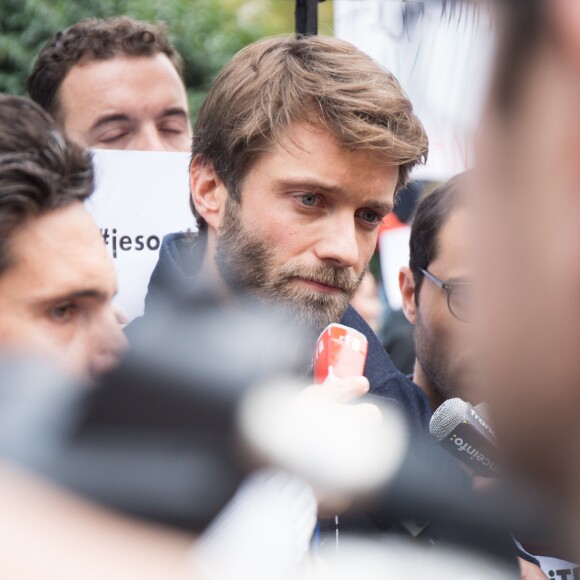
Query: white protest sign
[{"left": 86, "top": 150, "right": 194, "bottom": 321}]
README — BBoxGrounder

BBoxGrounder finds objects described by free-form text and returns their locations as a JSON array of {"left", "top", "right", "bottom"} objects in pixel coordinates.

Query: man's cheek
[
  {"left": 47, "top": 335, "right": 91, "bottom": 382},
  {"left": 254, "top": 217, "right": 297, "bottom": 248},
  {"left": 355, "top": 239, "right": 375, "bottom": 276},
  {"left": 365, "top": 232, "right": 379, "bottom": 259}
]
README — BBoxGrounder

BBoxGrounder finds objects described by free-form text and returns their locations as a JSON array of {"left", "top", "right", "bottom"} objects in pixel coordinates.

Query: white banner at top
[{"left": 334, "top": 0, "right": 494, "bottom": 182}]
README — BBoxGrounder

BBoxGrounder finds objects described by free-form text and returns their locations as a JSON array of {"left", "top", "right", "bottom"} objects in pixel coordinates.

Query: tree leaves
[{"left": 0, "top": 0, "right": 334, "bottom": 119}]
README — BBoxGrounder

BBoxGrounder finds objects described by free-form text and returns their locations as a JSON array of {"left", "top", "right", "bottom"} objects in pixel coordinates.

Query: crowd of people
[{"left": 1, "top": 1, "right": 580, "bottom": 578}]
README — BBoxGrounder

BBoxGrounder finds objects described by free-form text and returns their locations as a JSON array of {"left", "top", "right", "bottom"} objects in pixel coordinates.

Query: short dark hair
[
  {"left": 191, "top": 34, "right": 428, "bottom": 231},
  {"left": 409, "top": 171, "right": 469, "bottom": 296},
  {"left": 0, "top": 94, "right": 94, "bottom": 274},
  {"left": 27, "top": 16, "right": 183, "bottom": 121}
]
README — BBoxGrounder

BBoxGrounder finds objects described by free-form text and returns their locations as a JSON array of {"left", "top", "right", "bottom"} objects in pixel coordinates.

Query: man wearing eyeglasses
[{"left": 399, "top": 172, "right": 474, "bottom": 411}]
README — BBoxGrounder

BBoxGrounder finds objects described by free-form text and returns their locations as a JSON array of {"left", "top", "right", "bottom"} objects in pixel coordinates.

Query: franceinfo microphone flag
[{"left": 430, "top": 398, "right": 499, "bottom": 477}]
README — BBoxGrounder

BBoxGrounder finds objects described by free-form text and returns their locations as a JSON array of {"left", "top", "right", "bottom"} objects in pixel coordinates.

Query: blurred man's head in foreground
[
  {"left": 27, "top": 16, "right": 191, "bottom": 152},
  {"left": 190, "top": 35, "right": 428, "bottom": 334},
  {"left": 0, "top": 95, "right": 127, "bottom": 381},
  {"left": 400, "top": 172, "right": 474, "bottom": 411},
  {"left": 475, "top": 0, "right": 580, "bottom": 504}
]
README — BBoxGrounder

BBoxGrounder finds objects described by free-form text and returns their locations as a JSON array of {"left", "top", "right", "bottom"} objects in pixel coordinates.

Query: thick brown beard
[{"left": 215, "top": 198, "right": 365, "bottom": 333}]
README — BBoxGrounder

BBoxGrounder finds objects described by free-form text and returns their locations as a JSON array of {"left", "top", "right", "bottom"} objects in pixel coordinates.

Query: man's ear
[
  {"left": 190, "top": 155, "right": 228, "bottom": 231},
  {"left": 399, "top": 266, "right": 418, "bottom": 325}
]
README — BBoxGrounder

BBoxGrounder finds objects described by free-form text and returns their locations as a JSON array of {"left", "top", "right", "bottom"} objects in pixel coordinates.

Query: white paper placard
[{"left": 86, "top": 150, "right": 195, "bottom": 321}]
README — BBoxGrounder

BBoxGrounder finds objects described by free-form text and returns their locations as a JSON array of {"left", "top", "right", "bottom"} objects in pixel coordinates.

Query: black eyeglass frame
[{"left": 420, "top": 268, "right": 471, "bottom": 323}]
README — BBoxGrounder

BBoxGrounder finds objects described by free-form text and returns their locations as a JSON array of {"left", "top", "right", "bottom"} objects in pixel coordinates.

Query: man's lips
[{"left": 294, "top": 277, "right": 343, "bottom": 294}]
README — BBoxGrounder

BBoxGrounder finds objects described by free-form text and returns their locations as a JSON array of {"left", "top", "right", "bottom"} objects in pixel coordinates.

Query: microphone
[
  {"left": 430, "top": 398, "right": 499, "bottom": 477},
  {"left": 313, "top": 323, "right": 368, "bottom": 383}
]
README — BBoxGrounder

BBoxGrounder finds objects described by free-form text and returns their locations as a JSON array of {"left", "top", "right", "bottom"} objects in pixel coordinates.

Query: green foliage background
[{"left": 0, "top": 0, "right": 333, "bottom": 119}]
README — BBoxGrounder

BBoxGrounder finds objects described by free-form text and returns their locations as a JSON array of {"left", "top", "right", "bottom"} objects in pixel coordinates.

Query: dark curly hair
[
  {"left": 0, "top": 94, "right": 94, "bottom": 274},
  {"left": 27, "top": 16, "right": 183, "bottom": 121}
]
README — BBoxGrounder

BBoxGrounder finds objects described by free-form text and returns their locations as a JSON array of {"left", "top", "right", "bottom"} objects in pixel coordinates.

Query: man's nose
[
  {"left": 132, "top": 124, "right": 167, "bottom": 152},
  {"left": 314, "top": 215, "right": 360, "bottom": 269},
  {"left": 89, "top": 309, "right": 129, "bottom": 378}
]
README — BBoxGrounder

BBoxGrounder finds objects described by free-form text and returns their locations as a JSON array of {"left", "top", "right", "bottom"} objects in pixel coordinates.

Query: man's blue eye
[
  {"left": 358, "top": 209, "right": 381, "bottom": 224},
  {"left": 49, "top": 303, "right": 77, "bottom": 322},
  {"left": 300, "top": 194, "right": 319, "bottom": 207}
]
